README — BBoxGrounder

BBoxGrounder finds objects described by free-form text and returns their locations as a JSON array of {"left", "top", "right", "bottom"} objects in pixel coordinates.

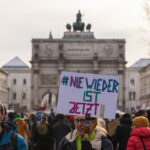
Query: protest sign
[{"left": 56, "top": 71, "right": 120, "bottom": 119}]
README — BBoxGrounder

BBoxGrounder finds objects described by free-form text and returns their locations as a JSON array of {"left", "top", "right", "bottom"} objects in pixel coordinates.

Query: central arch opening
[{"left": 41, "top": 92, "right": 57, "bottom": 112}]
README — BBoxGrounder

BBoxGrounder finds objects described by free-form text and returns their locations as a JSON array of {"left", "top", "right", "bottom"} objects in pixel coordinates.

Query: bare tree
[{"left": 141, "top": 0, "right": 150, "bottom": 55}]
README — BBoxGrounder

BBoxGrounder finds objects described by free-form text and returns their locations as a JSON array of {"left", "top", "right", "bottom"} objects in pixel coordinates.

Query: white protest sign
[
  {"left": 56, "top": 71, "right": 120, "bottom": 119},
  {"left": 141, "top": 103, "right": 146, "bottom": 110}
]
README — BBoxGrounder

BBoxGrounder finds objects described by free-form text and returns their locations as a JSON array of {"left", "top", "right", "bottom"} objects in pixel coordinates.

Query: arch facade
[{"left": 31, "top": 31, "right": 126, "bottom": 111}]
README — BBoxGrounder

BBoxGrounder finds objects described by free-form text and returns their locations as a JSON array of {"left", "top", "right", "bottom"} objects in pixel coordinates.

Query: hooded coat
[
  {"left": 33, "top": 120, "right": 53, "bottom": 150},
  {"left": 112, "top": 116, "right": 132, "bottom": 150},
  {"left": 0, "top": 121, "right": 27, "bottom": 150},
  {"left": 58, "top": 129, "right": 106, "bottom": 150},
  {"left": 127, "top": 127, "right": 150, "bottom": 150},
  {"left": 54, "top": 119, "right": 71, "bottom": 150},
  {"left": 15, "top": 118, "right": 30, "bottom": 141}
]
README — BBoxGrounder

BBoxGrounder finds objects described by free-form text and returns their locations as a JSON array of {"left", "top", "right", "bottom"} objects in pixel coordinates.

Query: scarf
[{"left": 76, "top": 130, "right": 95, "bottom": 150}]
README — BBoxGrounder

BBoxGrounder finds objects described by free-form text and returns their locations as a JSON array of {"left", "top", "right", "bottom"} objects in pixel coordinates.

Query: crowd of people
[{"left": 0, "top": 103, "right": 150, "bottom": 150}]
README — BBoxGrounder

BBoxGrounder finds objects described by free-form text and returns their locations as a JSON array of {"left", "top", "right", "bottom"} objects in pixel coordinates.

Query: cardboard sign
[{"left": 56, "top": 71, "right": 120, "bottom": 119}]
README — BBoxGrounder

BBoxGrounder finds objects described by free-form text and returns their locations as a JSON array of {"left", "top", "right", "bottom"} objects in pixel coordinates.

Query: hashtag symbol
[{"left": 61, "top": 76, "right": 69, "bottom": 86}]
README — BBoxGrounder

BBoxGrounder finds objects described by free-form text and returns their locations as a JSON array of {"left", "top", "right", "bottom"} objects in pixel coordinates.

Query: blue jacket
[{"left": 0, "top": 121, "right": 27, "bottom": 150}]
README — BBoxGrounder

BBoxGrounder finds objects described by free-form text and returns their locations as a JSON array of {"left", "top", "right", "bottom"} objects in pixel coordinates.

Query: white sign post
[{"left": 56, "top": 71, "right": 120, "bottom": 119}]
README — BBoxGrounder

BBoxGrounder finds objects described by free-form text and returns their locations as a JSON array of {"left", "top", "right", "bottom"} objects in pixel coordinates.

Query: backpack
[
  {"left": 101, "top": 136, "right": 113, "bottom": 150},
  {"left": 11, "top": 132, "right": 17, "bottom": 150},
  {"left": 36, "top": 121, "right": 48, "bottom": 135},
  {"left": 0, "top": 132, "right": 17, "bottom": 150}
]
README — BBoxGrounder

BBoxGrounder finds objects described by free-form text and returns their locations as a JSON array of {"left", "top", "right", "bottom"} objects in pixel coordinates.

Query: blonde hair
[{"left": 96, "top": 118, "right": 108, "bottom": 135}]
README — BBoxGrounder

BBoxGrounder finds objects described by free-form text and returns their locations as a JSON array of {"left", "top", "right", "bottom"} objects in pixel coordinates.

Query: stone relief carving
[
  {"left": 118, "top": 44, "right": 124, "bottom": 49},
  {"left": 45, "top": 45, "right": 53, "bottom": 56},
  {"left": 104, "top": 45, "right": 113, "bottom": 56},
  {"left": 40, "top": 74, "right": 57, "bottom": 85},
  {"left": 67, "top": 48, "right": 90, "bottom": 56}
]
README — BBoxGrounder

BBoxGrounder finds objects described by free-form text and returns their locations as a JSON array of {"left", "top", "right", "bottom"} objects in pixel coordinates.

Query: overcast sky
[{"left": 0, "top": 0, "right": 149, "bottom": 67}]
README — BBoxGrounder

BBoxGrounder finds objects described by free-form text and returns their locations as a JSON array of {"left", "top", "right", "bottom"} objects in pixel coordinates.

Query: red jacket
[{"left": 127, "top": 127, "right": 150, "bottom": 150}]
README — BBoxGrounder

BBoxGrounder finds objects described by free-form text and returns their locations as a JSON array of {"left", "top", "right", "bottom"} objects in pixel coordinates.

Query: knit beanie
[{"left": 132, "top": 116, "right": 149, "bottom": 128}]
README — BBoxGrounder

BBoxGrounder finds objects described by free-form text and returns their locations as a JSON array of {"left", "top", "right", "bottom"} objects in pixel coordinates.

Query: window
[
  {"left": 130, "top": 79, "right": 134, "bottom": 85},
  {"left": 13, "top": 79, "right": 16, "bottom": 85},
  {"left": 120, "top": 53, "right": 123, "bottom": 58},
  {"left": 22, "top": 93, "right": 26, "bottom": 100},
  {"left": 23, "top": 79, "right": 26, "bottom": 84},
  {"left": 129, "top": 91, "right": 136, "bottom": 100},
  {"left": 13, "top": 93, "right": 16, "bottom": 100},
  {"left": 133, "top": 92, "right": 136, "bottom": 100},
  {"left": 34, "top": 53, "right": 39, "bottom": 60},
  {"left": 129, "top": 92, "right": 132, "bottom": 100},
  {"left": 34, "top": 44, "right": 39, "bottom": 49}
]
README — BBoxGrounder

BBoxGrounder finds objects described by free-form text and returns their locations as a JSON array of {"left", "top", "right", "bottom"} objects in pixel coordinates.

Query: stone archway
[
  {"left": 31, "top": 17, "right": 126, "bottom": 110},
  {"left": 41, "top": 92, "right": 57, "bottom": 112}
]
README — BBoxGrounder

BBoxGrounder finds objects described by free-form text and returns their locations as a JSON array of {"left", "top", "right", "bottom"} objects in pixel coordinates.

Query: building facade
[
  {"left": 2, "top": 57, "right": 31, "bottom": 112},
  {"left": 140, "top": 63, "right": 150, "bottom": 107},
  {"left": 125, "top": 58, "right": 150, "bottom": 112},
  {"left": 0, "top": 69, "right": 8, "bottom": 107},
  {"left": 125, "top": 68, "right": 141, "bottom": 112},
  {"left": 31, "top": 11, "right": 126, "bottom": 111}
]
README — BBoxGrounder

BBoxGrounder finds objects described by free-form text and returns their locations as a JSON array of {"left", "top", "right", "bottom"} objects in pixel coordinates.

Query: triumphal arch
[{"left": 31, "top": 11, "right": 126, "bottom": 111}]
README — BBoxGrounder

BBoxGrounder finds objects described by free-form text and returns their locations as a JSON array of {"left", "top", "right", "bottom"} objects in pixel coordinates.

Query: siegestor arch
[{"left": 40, "top": 89, "right": 57, "bottom": 111}]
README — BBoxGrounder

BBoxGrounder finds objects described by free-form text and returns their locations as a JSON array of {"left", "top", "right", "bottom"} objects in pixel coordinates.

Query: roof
[
  {"left": 129, "top": 58, "right": 150, "bottom": 69},
  {"left": 2, "top": 56, "right": 29, "bottom": 69}
]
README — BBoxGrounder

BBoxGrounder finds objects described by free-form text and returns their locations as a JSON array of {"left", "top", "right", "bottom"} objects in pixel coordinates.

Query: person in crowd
[
  {"left": 24, "top": 113, "right": 30, "bottom": 127},
  {"left": 115, "top": 113, "right": 120, "bottom": 119},
  {"left": 112, "top": 113, "right": 132, "bottom": 150},
  {"left": 147, "top": 109, "right": 150, "bottom": 122},
  {"left": 58, "top": 115, "right": 113, "bottom": 150},
  {"left": 14, "top": 113, "right": 31, "bottom": 143},
  {"left": 33, "top": 113, "right": 53, "bottom": 150},
  {"left": 105, "top": 113, "right": 121, "bottom": 142},
  {"left": 7, "top": 111, "right": 17, "bottom": 126},
  {"left": 127, "top": 116, "right": 150, "bottom": 150},
  {"left": 48, "top": 112, "right": 58, "bottom": 126},
  {"left": 29, "top": 112, "right": 37, "bottom": 150},
  {"left": 135, "top": 109, "right": 148, "bottom": 118},
  {"left": 96, "top": 118, "right": 108, "bottom": 135},
  {"left": 54, "top": 114, "right": 71, "bottom": 150},
  {"left": 0, "top": 104, "right": 27, "bottom": 150},
  {"left": 68, "top": 116, "right": 75, "bottom": 130},
  {"left": 29, "top": 112, "right": 37, "bottom": 133}
]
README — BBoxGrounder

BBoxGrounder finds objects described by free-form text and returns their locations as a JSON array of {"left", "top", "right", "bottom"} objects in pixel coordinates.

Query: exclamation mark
[{"left": 100, "top": 104, "right": 105, "bottom": 118}]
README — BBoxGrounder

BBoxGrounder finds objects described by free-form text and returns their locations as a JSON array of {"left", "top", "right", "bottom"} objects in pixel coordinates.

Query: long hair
[{"left": 36, "top": 114, "right": 48, "bottom": 135}]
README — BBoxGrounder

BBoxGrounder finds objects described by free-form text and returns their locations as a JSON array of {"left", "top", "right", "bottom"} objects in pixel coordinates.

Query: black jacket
[
  {"left": 54, "top": 120, "right": 71, "bottom": 150},
  {"left": 112, "top": 117, "right": 132, "bottom": 150},
  {"left": 58, "top": 129, "right": 107, "bottom": 150},
  {"left": 33, "top": 122, "right": 53, "bottom": 150}
]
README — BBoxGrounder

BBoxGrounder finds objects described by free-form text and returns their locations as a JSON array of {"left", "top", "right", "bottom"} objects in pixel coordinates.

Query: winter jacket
[
  {"left": 0, "top": 121, "right": 27, "bottom": 150},
  {"left": 58, "top": 129, "right": 104, "bottom": 150},
  {"left": 112, "top": 117, "right": 132, "bottom": 150},
  {"left": 33, "top": 121, "right": 53, "bottom": 150},
  {"left": 15, "top": 119, "right": 30, "bottom": 141},
  {"left": 127, "top": 127, "right": 150, "bottom": 150},
  {"left": 54, "top": 120, "right": 71, "bottom": 150}
]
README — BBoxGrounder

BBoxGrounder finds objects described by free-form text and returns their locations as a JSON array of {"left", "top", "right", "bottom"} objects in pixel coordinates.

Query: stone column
[
  {"left": 92, "top": 53, "right": 99, "bottom": 74},
  {"left": 58, "top": 43, "right": 64, "bottom": 73},
  {"left": 32, "top": 69, "right": 39, "bottom": 107},
  {"left": 58, "top": 60, "right": 64, "bottom": 72},
  {"left": 118, "top": 69, "right": 126, "bottom": 111}
]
